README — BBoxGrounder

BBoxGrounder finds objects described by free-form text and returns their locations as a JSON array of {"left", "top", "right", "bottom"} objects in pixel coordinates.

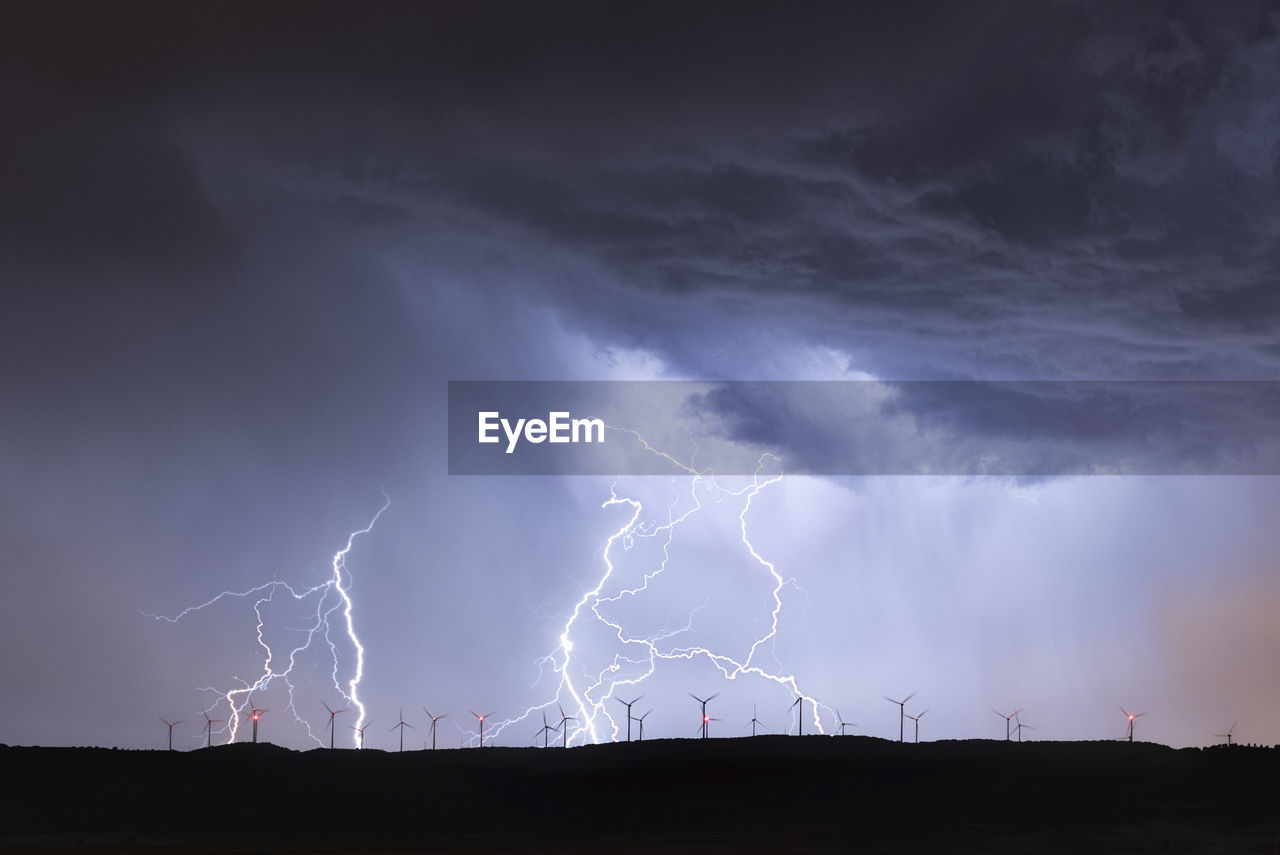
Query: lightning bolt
[
  {"left": 145, "top": 492, "right": 390, "bottom": 747},
  {"left": 486, "top": 429, "right": 830, "bottom": 746}
]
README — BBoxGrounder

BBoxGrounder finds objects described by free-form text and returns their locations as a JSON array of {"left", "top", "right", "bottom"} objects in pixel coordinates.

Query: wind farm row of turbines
[{"left": 153, "top": 690, "right": 1239, "bottom": 752}]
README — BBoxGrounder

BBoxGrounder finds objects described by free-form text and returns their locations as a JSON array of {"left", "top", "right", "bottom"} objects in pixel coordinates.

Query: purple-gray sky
[{"left": 2, "top": 1, "right": 1279, "bottom": 750}]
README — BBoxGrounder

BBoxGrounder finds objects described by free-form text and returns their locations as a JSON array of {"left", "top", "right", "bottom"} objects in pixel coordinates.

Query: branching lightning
[
  {"left": 145, "top": 492, "right": 390, "bottom": 748},
  {"left": 486, "top": 429, "right": 830, "bottom": 746}
]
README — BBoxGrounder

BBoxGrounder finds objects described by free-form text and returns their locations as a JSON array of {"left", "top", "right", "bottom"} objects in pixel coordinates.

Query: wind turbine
[
  {"left": 321, "top": 701, "right": 347, "bottom": 749},
  {"left": 201, "top": 712, "right": 222, "bottom": 749},
  {"left": 390, "top": 709, "right": 413, "bottom": 752},
  {"left": 423, "top": 708, "right": 447, "bottom": 750},
  {"left": 160, "top": 716, "right": 182, "bottom": 751},
  {"left": 791, "top": 695, "right": 808, "bottom": 736},
  {"left": 690, "top": 693, "right": 718, "bottom": 739},
  {"left": 905, "top": 708, "right": 929, "bottom": 743},
  {"left": 885, "top": 691, "right": 917, "bottom": 743},
  {"left": 616, "top": 696, "right": 643, "bottom": 742},
  {"left": 1119, "top": 706, "right": 1146, "bottom": 742},
  {"left": 470, "top": 710, "right": 493, "bottom": 747},
  {"left": 635, "top": 709, "right": 652, "bottom": 741},
  {"left": 993, "top": 708, "right": 1021, "bottom": 741},
  {"left": 1012, "top": 716, "right": 1035, "bottom": 743},
  {"left": 249, "top": 698, "right": 267, "bottom": 744},
  {"left": 351, "top": 720, "right": 372, "bottom": 749},
  {"left": 749, "top": 704, "right": 767, "bottom": 736},
  {"left": 535, "top": 711, "right": 556, "bottom": 748},
  {"left": 836, "top": 710, "right": 856, "bottom": 736},
  {"left": 556, "top": 704, "right": 575, "bottom": 748},
  {"left": 1214, "top": 722, "right": 1237, "bottom": 746}
]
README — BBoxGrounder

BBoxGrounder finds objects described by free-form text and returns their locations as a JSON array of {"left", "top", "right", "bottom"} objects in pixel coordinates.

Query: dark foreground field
[{"left": 1, "top": 737, "right": 1277, "bottom": 853}]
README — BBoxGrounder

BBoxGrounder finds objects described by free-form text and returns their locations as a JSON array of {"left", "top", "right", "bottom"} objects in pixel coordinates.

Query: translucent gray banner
[{"left": 447, "top": 381, "right": 1280, "bottom": 476}]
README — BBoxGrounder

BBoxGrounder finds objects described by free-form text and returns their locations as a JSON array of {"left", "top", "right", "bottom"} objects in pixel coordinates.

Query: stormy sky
[{"left": 3, "top": 1, "right": 1279, "bottom": 750}]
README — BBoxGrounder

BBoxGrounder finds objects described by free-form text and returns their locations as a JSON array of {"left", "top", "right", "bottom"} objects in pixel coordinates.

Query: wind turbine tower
[
  {"left": 690, "top": 693, "right": 718, "bottom": 739},
  {"left": 885, "top": 691, "right": 917, "bottom": 743},
  {"left": 556, "top": 705, "right": 575, "bottom": 748},
  {"left": 470, "top": 711, "right": 493, "bottom": 748},
  {"left": 837, "top": 710, "right": 856, "bottom": 736},
  {"left": 791, "top": 696, "right": 807, "bottom": 736},
  {"left": 201, "top": 712, "right": 223, "bottom": 749},
  {"left": 993, "top": 708, "right": 1021, "bottom": 741},
  {"left": 160, "top": 717, "right": 182, "bottom": 751},
  {"left": 1119, "top": 706, "right": 1147, "bottom": 742},
  {"left": 635, "top": 709, "right": 652, "bottom": 741},
  {"left": 906, "top": 708, "right": 929, "bottom": 743},
  {"left": 390, "top": 709, "right": 413, "bottom": 752},
  {"left": 322, "top": 701, "right": 347, "bottom": 749},
  {"left": 616, "top": 696, "right": 642, "bottom": 742},
  {"left": 535, "top": 711, "right": 556, "bottom": 748},
  {"left": 423, "top": 708, "right": 448, "bottom": 750},
  {"left": 249, "top": 698, "right": 267, "bottom": 744}
]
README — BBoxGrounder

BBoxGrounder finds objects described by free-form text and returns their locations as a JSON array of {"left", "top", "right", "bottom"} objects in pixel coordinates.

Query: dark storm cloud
[
  {"left": 5, "top": 0, "right": 1279, "bottom": 462},
  {"left": 689, "top": 381, "right": 1280, "bottom": 476}
]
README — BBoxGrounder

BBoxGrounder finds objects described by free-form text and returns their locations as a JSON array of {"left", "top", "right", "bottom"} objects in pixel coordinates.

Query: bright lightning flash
[
  {"left": 146, "top": 493, "right": 390, "bottom": 748},
  {"left": 486, "top": 431, "right": 830, "bottom": 747}
]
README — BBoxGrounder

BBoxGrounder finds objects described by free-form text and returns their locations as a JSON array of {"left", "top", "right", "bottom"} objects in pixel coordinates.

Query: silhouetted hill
[{"left": 1, "top": 737, "right": 1277, "bottom": 852}]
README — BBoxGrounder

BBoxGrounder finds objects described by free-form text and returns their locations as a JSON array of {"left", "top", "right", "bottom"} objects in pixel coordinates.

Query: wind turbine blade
[
  {"left": 919, "top": 709, "right": 929, "bottom": 718},
  {"left": 689, "top": 693, "right": 704, "bottom": 703},
  {"left": 885, "top": 696, "right": 899, "bottom": 705},
  {"left": 904, "top": 691, "right": 917, "bottom": 704},
  {"left": 707, "top": 693, "right": 719, "bottom": 703},
  {"left": 323, "top": 701, "right": 334, "bottom": 715}
]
